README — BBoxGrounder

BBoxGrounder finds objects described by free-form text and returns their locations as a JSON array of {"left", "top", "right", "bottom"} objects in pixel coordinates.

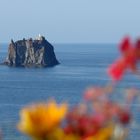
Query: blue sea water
[{"left": 0, "top": 43, "right": 140, "bottom": 139}]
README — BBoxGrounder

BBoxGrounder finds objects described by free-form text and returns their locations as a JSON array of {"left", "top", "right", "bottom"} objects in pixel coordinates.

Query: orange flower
[{"left": 17, "top": 100, "right": 67, "bottom": 140}]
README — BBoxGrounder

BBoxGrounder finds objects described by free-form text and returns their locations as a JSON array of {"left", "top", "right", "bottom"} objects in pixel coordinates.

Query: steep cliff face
[{"left": 4, "top": 36, "right": 59, "bottom": 67}]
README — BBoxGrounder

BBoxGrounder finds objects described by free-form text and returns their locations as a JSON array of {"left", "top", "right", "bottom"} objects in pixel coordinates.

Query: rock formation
[{"left": 4, "top": 35, "right": 59, "bottom": 67}]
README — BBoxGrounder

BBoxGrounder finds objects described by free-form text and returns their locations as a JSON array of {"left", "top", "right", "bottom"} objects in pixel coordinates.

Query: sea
[{"left": 0, "top": 43, "right": 140, "bottom": 140}]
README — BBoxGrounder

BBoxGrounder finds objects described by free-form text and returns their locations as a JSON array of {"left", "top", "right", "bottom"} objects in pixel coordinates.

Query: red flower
[
  {"left": 135, "top": 38, "right": 140, "bottom": 59},
  {"left": 108, "top": 36, "right": 138, "bottom": 81},
  {"left": 119, "top": 36, "right": 132, "bottom": 53},
  {"left": 108, "top": 58, "right": 126, "bottom": 81},
  {"left": 118, "top": 110, "right": 131, "bottom": 124}
]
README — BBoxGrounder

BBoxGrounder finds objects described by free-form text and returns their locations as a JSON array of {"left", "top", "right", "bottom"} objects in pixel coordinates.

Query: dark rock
[{"left": 4, "top": 35, "right": 59, "bottom": 67}]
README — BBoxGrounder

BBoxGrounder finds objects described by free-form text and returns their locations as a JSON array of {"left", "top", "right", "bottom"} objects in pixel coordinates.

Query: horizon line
[{"left": 0, "top": 42, "right": 117, "bottom": 45}]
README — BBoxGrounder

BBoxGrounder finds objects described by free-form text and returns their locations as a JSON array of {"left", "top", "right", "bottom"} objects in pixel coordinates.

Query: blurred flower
[
  {"left": 135, "top": 38, "right": 140, "bottom": 59},
  {"left": 112, "top": 124, "right": 128, "bottom": 140},
  {"left": 108, "top": 36, "right": 140, "bottom": 81},
  {"left": 119, "top": 36, "right": 132, "bottom": 53},
  {"left": 84, "top": 87, "right": 104, "bottom": 101},
  {"left": 93, "top": 124, "right": 114, "bottom": 140},
  {"left": 84, "top": 85, "right": 113, "bottom": 101},
  {"left": 17, "top": 89, "right": 131, "bottom": 140},
  {"left": 17, "top": 100, "right": 67, "bottom": 140},
  {"left": 108, "top": 58, "right": 127, "bottom": 81}
]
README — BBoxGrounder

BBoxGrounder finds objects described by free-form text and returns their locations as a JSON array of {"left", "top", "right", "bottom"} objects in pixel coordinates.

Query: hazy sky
[{"left": 0, "top": 0, "right": 140, "bottom": 43}]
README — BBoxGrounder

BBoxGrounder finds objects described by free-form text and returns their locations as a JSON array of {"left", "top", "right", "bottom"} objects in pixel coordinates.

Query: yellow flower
[
  {"left": 64, "top": 134, "right": 80, "bottom": 140},
  {"left": 17, "top": 100, "right": 67, "bottom": 139},
  {"left": 85, "top": 124, "right": 114, "bottom": 140},
  {"left": 95, "top": 124, "right": 114, "bottom": 140}
]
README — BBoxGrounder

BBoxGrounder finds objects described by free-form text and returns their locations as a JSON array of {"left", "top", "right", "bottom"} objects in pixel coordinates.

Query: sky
[{"left": 0, "top": 0, "right": 140, "bottom": 43}]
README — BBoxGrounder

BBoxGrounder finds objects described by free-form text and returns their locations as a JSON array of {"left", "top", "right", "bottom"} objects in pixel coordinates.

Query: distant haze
[{"left": 0, "top": 0, "right": 140, "bottom": 43}]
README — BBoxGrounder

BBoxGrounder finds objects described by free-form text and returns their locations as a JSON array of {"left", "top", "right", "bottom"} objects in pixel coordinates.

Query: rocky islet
[{"left": 4, "top": 35, "right": 59, "bottom": 67}]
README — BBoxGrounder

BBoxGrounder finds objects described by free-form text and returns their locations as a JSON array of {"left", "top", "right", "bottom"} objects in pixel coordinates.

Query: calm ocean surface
[{"left": 0, "top": 43, "right": 140, "bottom": 139}]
